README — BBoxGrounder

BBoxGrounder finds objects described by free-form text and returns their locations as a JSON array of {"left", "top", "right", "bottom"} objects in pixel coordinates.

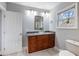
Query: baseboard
[
  {"left": 54, "top": 47, "right": 61, "bottom": 51},
  {"left": 23, "top": 46, "right": 28, "bottom": 51},
  {"left": 0, "top": 50, "right": 2, "bottom": 55},
  {"left": 0, "top": 51, "right": 2, "bottom": 55},
  {"left": 2, "top": 49, "right": 23, "bottom": 56}
]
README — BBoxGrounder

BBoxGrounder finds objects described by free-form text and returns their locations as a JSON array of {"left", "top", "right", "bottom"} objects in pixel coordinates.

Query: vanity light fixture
[
  {"left": 41, "top": 12, "right": 50, "bottom": 17},
  {"left": 25, "top": 10, "right": 38, "bottom": 16},
  {"left": 45, "top": 12, "right": 50, "bottom": 17},
  {"left": 25, "top": 10, "right": 49, "bottom": 16},
  {"left": 25, "top": 10, "right": 31, "bottom": 15},
  {"left": 33, "top": 11, "right": 37, "bottom": 15},
  {"left": 31, "top": 10, "right": 34, "bottom": 14},
  {"left": 41, "top": 12, "right": 45, "bottom": 16}
]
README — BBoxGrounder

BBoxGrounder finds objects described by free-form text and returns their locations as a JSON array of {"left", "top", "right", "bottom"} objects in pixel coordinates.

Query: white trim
[
  {"left": 2, "top": 49, "right": 23, "bottom": 56},
  {"left": 57, "top": 3, "right": 75, "bottom": 14},
  {"left": 54, "top": 47, "right": 60, "bottom": 51},
  {"left": 56, "top": 27, "right": 78, "bottom": 29},
  {"left": 0, "top": 4, "right": 6, "bottom": 12}
]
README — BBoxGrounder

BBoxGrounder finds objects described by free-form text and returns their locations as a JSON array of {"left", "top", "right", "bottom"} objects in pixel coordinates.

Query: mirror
[{"left": 34, "top": 16, "right": 43, "bottom": 30}]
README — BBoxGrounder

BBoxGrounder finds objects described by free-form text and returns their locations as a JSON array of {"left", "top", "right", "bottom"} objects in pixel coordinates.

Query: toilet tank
[{"left": 66, "top": 40, "right": 79, "bottom": 56}]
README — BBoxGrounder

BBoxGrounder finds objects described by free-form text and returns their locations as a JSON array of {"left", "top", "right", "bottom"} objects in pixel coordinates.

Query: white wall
[
  {"left": 0, "top": 2, "right": 6, "bottom": 54},
  {"left": 49, "top": 2, "right": 79, "bottom": 49},
  {"left": 0, "top": 10, "right": 5, "bottom": 52},
  {"left": 6, "top": 2, "right": 50, "bottom": 47},
  {"left": 49, "top": 11, "right": 56, "bottom": 32},
  {"left": 0, "top": 2, "right": 6, "bottom": 8},
  {"left": 0, "top": 2, "right": 6, "bottom": 11},
  {"left": 22, "top": 14, "right": 34, "bottom": 47},
  {"left": 43, "top": 15, "right": 50, "bottom": 31},
  {"left": 0, "top": 10, "right": 2, "bottom": 51}
]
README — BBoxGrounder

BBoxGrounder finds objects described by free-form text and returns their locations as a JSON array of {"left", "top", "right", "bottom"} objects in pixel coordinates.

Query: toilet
[{"left": 58, "top": 39, "right": 79, "bottom": 56}]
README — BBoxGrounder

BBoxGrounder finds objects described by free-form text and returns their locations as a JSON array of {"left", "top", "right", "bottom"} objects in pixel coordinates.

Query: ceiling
[{"left": 14, "top": 2, "right": 60, "bottom": 11}]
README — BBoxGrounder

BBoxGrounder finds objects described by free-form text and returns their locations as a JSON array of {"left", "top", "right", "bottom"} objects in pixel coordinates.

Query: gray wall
[
  {"left": 7, "top": 2, "right": 50, "bottom": 47},
  {"left": 50, "top": 2, "right": 79, "bottom": 49}
]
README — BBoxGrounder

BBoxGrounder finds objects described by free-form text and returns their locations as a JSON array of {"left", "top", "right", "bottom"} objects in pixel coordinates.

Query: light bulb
[
  {"left": 41, "top": 12, "right": 45, "bottom": 16},
  {"left": 46, "top": 12, "right": 50, "bottom": 17},
  {"left": 25, "top": 10, "right": 31, "bottom": 15},
  {"left": 31, "top": 10, "right": 34, "bottom": 14},
  {"left": 33, "top": 11, "right": 37, "bottom": 15}
]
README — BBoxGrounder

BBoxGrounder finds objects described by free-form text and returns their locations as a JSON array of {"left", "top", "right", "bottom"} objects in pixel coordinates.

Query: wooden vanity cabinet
[
  {"left": 37, "top": 35, "right": 49, "bottom": 50},
  {"left": 28, "top": 36, "right": 37, "bottom": 53},
  {"left": 28, "top": 34, "right": 55, "bottom": 53},
  {"left": 48, "top": 34, "right": 55, "bottom": 48}
]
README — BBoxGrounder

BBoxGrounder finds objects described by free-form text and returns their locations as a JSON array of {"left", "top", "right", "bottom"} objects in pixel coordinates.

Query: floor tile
[{"left": 7, "top": 48, "right": 59, "bottom": 56}]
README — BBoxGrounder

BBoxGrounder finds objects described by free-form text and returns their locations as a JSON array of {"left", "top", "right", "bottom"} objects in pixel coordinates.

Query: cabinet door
[
  {"left": 48, "top": 34, "right": 55, "bottom": 48},
  {"left": 37, "top": 35, "right": 49, "bottom": 50},
  {"left": 37, "top": 35, "right": 43, "bottom": 50},
  {"left": 42, "top": 35, "right": 49, "bottom": 49},
  {"left": 28, "top": 36, "right": 37, "bottom": 53}
]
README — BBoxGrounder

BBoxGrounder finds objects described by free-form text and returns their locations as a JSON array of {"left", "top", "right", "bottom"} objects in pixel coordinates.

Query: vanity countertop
[{"left": 27, "top": 32, "right": 55, "bottom": 36}]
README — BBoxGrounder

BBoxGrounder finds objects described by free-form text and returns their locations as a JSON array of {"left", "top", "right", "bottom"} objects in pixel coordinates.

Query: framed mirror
[{"left": 34, "top": 16, "right": 43, "bottom": 30}]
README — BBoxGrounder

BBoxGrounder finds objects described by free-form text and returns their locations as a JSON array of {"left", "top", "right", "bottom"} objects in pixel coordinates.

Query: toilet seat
[{"left": 59, "top": 50, "right": 75, "bottom": 56}]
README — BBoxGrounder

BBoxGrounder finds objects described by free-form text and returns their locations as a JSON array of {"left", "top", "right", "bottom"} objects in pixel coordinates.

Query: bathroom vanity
[{"left": 27, "top": 32, "right": 55, "bottom": 53}]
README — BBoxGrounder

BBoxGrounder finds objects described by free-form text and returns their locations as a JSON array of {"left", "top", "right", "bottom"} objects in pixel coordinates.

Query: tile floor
[{"left": 7, "top": 48, "right": 59, "bottom": 56}]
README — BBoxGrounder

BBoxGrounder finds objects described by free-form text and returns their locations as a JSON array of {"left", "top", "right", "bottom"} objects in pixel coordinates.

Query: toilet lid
[{"left": 59, "top": 50, "right": 75, "bottom": 56}]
